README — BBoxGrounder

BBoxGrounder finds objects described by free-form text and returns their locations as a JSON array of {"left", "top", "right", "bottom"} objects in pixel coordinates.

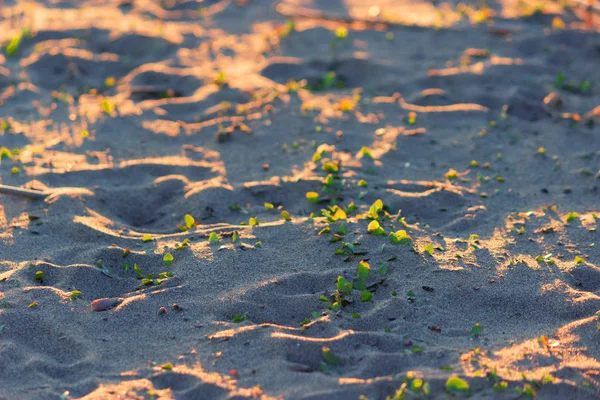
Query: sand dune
[{"left": 1, "top": 0, "right": 600, "bottom": 399}]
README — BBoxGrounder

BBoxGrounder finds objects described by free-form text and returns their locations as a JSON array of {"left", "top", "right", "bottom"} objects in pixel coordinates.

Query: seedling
[
  {"left": 233, "top": 312, "right": 248, "bottom": 323},
  {"left": 214, "top": 71, "right": 227, "bottom": 87},
  {"left": 249, "top": 217, "right": 259, "bottom": 227},
  {"left": 336, "top": 276, "right": 352, "bottom": 295},
  {"left": 69, "top": 290, "right": 82, "bottom": 300},
  {"left": 35, "top": 271, "right": 44, "bottom": 281},
  {"left": 306, "top": 192, "right": 320, "bottom": 204},
  {"left": 355, "top": 260, "right": 370, "bottom": 290},
  {"left": 101, "top": 99, "right": 114, "bottom": 114},
  {"left": 389, "top": 230, "right": 413, "bottom": 246},
  {"left": 208, "top": 232, "right": 220, "bottom": 243},
  {"left": 185, "top": 214, "right": 195, "bottom": 230},
  {"left": 360, "top": 290, "right": 373, "bottom": 302},
  {"left": 470, "top": 323, "right": 483, "bottom": 337},
  {"left": 574, "top": 256, "right": 585, "bottom": 264},
  {"left": 4, "top": 28, "right": 30, "bottom": 56},
  {"left": 163, "top": 253, "right": 174, "bottom": 266},
  {"left": 264, "top": 202, "right": 274, "bottom": 210},
  {"left": 445, "top": 376, "right": 470, "bottom": 394},
  {"left": 565, "top": 212, "right": 579, "bottom": 223},
  {"left": 161, "top": 363, "right": 173, "bottom": 370},
  {"left": 232, "top": 231, "right": 240, "bottom": 243},
  {"left": 423, "top": 244, "right": 434, "bottom": 256},
  {"left": 142, "top": 234, "right": 153, "bottom": 242},
  {"left": 367, "top": 220, "right": 386, "bottom": 236},
  {"left": 123, "top": 248, "right": 130, "bottom": 257},
  {"left": 281, "top": 210, "right": 291, "bottom": 221},
  {"left": 321, "top": 346, "right": 343, "bottom": 366},
  {"left": 407, "top": 112, "right": 417, "bottom": 125}
]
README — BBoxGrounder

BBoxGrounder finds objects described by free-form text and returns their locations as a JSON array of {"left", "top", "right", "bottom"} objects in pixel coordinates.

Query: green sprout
[
  {"left": 69, "top": 290, "right": 82, "bottom": 300},
  {"left": 306, "top": 192, "right": 320, "bottom": 203},
  {"left": 233, "top": 312, "right": 248, "bottom": 323},
  {"left": 185, "top": 214, "right": 195, "bottom": 229},
  {"left": 208, "top": 232, "right": 220, "bottom": 243},
  {"left": 163, "top": 253, "right": 174, "bottom": 266},
  {"left": 389, "top": 230, "right": 413, "bottom": 246},
  {"left": 565, "top": 212, "right": 579, "bottom": 223},
  {"left": 281, "top": 210, "right": 291, "bottom": 221},
  {"left": 367, "top": 220, "right": 386, "bottom": 236},
  {"left": 445, "top": 376, "right": 470, "bottom": 394},
  {"left": 35, "top": 271, "right": 44, "bottom": 281},
  {"left": 470, "top": 322, "right": 483, "bottom": 337}
]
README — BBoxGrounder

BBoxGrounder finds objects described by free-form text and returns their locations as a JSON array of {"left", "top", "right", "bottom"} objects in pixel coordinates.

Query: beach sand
[{"left": 1, "top": 0, "right": 600, "bottom": 399}]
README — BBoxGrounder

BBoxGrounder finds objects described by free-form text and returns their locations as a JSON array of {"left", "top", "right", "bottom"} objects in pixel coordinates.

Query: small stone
[{"left": 158, "top": 306, "right": 167, "bottom": 316}]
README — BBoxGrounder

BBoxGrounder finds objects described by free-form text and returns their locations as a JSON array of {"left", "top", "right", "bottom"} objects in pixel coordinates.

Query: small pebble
[
  {"left": 90, "top": 297, "right": 122, "bottom": 312},
  {"left": 158, "top": 306, "right": 167, "bottom": 316}
]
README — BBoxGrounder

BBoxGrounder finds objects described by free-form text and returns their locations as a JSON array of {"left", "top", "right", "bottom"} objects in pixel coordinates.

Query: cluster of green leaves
[
  {"left": 555, "top": 73, "right": 593, "bottom": 94},
  {"left": 386, "top": 371, "right": 431, "bottom": 399},
  {"left": 124, "top": 263, "right": 172, "bottom": 287}
]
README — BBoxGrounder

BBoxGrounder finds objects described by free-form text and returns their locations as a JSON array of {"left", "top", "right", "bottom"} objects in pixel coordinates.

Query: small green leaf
[
  {"left": 445, "top": 376, "right": 470, "bottom": 394},
  {"left": 360, "top": 290, "right": 373, "bottom": 302},
  {"left": 249, "top": 217, "right": 259, "bottom": 227},
  {"left": 336, "top": 276, "right": 352, "bottom": 295},
  {"left": 337, "top": 223, "right": 346, "bottom": 235},
  {"left": 407, "top": 290, "right": 415, "bottom": 297},
  {"left": 264, "top": 202, "right": 274, "bottom": 210},
  {"left": 141, "top": 278, "right": 154, "bottom": 286},
  {"left": 322, "top": 162, "right": 339, "bottom": 173},
  {"left": 69, "top": 290, "right": 82, "bottom": 300},
  {"left": 208, "top": 232, "right": 220, "bottom": 243},
  {"left": 566, "top": 212, "right": 579, "bottom": 223},
  {"left": 34, "top": 271, "right": 44, "bottom": 281},
  {"left": 163, "top": 253, "right": 174, "bottom": 266},
  {"left": 318, "top": 226, "right": 331, "bottom": 236},
  {"left": 319, "top": 295, "right": 329, "bottom": 302},
  {"left": 185, "top": 214, "right": 195, "bottom": 229},
  {"left": 233, "top": 312, "right": 248, "bottom": 323},
  {"left": 281, "top": 210, "right": 291, "bottom": 221},
  {"left": 470, "top": 322, "right": 483, "bottom": 337},
  {"left": 493, "top": 381, "right": 508, "bottom": 392},
  {"left": 356, "top": 260, "right": 370, "bottom": 290},
  {"left": 232, "top": 231, "right": 240, "bottom": 243},
  {"left": 367, "top": 220, "right": 386, "bottom": 236},
  {"left": 322, "top": 346, "right": 343, "bottom": 365},
  {"left": 389, "top": 230, "right": 413, "bottom": 246},
  {"left": 574, "top": 256, "right": 585, "bottom": 264},
  {"left": 142, "top": 234, "right": 153, "bottom": 242},
  {"left": 411, "top": 346, "right": 422, "bottom": 354},
  {"left": 161, "top": 362, "right": 173, "bottom": 370},
  {"left": 423, "top": 244, "right": 434, "bottom": 256},
  {"left": 306, "top": 192, "right": 319, "bottom": 203}
]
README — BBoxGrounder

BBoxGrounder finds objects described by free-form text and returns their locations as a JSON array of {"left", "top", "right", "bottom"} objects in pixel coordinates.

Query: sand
[{"left": 0, "top": 0, "right": 599, "bottom": 399}]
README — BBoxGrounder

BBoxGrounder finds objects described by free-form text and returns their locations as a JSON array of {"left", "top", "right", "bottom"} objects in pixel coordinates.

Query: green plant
[{"left": 233, "top": 312, "right": 248, "bottom": 323}]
